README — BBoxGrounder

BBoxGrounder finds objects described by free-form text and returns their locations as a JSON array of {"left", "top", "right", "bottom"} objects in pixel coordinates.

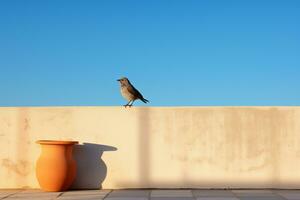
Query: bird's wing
[{"left": 127, "top": 85, "right": 144, "bottom": 99}]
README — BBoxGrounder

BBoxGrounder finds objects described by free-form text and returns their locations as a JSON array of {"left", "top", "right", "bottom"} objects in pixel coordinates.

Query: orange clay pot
[{"left": 36, "top": 140, "right": 78, "bottom": 192}]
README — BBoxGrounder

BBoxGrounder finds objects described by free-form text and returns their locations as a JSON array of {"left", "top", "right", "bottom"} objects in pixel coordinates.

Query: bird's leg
[
  {"left": 124, "top": 101, "right": 132, "bottom": 108},
  {"left": 123, "top": 102, "right": 129, "bottom": 108},
  {"left": 128, "top": 100, "right": 135, "bottom": 107}
]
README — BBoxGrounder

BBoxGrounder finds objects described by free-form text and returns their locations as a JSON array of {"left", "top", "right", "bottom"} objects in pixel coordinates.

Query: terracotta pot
[{"left": 36, "top": 140, "right": 78, "bottom": 192}]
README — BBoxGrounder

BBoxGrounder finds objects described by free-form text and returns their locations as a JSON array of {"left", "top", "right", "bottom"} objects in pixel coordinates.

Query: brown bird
[{"left": 117, "top": 77, "right": 149, "bottom": 107}]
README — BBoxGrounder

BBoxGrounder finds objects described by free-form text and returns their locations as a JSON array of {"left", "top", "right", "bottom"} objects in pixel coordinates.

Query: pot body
[{"left": 36, "top": 140, "right": 78, "bottom": 192}]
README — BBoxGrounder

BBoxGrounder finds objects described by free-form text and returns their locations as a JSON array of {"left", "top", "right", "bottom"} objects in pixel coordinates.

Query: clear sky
[{"left": 0, "top": 0, "right": 299, "bottom": 106}]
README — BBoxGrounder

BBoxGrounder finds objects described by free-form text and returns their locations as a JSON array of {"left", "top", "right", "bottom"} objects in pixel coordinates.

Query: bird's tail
[{"left": 141, "top": 98, "right": 149, "bottom": 104}]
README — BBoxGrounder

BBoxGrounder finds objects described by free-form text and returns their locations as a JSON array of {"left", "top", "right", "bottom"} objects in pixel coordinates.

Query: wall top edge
[{"left": 1, "top": 106, "right": 300, "bottom": 109}]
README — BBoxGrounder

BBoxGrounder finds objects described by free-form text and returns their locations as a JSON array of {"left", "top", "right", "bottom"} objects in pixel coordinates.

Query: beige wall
[{"left": 1, "top": 107, "right": 300, "bottom": 189}]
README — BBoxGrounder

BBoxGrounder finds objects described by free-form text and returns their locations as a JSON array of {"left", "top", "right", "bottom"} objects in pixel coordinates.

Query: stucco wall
[{"left": 0, "top": 107, "right": 300, "bottom": 189}]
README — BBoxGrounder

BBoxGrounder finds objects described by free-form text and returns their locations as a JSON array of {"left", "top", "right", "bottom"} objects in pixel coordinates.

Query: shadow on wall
[
  {"left": 71, "top": 143, "right": 117, "bottom": 189},
  {"left": 138, "top": 107, "right": 151, "bottom": 187}
]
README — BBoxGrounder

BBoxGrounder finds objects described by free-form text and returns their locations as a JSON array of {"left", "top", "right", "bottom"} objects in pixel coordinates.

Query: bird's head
[{"left": 117, "top": 77, "right": 130, "bottom": 86}]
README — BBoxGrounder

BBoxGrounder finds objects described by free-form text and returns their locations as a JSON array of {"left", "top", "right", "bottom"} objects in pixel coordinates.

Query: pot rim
[{"left": 36, "top": 140, "right": 79, "bottom": 145}]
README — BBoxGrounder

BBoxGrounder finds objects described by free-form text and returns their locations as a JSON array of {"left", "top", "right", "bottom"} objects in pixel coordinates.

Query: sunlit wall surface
[{"left": 1, "top": 107, "right": 300, "bottom": 189}]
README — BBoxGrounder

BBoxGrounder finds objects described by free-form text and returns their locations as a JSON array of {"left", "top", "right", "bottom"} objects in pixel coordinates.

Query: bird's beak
[{"left": 117, "top": 79, "right": 120, "bottom": 81}]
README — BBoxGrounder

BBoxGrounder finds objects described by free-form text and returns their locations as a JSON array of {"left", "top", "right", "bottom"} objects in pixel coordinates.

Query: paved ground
[{"left": 1, "top": 189, "right": 300, "bottom": 200}]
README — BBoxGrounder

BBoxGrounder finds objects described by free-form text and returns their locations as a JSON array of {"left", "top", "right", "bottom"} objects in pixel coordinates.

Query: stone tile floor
[{"left": 1, "top": 189, "right": 300, "bottom": 200}]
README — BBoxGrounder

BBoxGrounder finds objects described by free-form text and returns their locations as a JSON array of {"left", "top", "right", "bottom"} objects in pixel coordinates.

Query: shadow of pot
[{"left": 71, "top": 143, "right": 117, "bottom": 189}]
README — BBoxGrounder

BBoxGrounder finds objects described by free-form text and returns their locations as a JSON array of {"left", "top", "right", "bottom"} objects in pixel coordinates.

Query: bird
[{"left": 117, "top": 77, "right": 149, "bottom": 107}]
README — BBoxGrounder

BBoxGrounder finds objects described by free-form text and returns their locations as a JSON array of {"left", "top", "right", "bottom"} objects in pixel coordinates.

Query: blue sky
[{"left": 0, "top": 0, "right": 299, "bottom": 106}]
